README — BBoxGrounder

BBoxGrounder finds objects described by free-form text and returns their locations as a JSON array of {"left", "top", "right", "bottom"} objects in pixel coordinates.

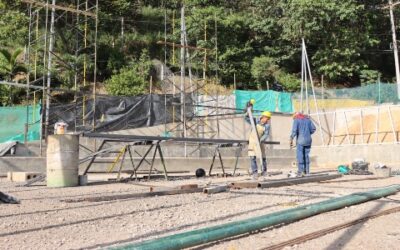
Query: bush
[
  {"left": 105, "top": 66, "right": 146, "bottom": 96},
  {"left": 274, "top": 71, "right": 301, "bottom": 92},
  {"left": 251, "top": 56, "right": 279, "bottom": 84},
  {"left": 359, "top": 69, "right": 381, "bottom": 86}
]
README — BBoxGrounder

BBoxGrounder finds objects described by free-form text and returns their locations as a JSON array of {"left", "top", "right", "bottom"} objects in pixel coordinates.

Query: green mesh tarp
[
  {"left": 235, "top": 90, "right": 293, "bottom": 113},
  {"left": 335, "top": 83, "right": 398, "bottom": 104},
  {"left": 0, "top": 104, "right": 41, "bottom": 143},
  {"left": 293, "top": 83, "right": 399, "bottom": 104}
]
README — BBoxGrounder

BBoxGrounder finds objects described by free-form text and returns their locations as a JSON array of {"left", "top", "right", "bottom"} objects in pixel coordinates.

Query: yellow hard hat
[
  {"left": 261, "top": 111, "right": 272, "bottom": 118},
  {"left": 250, "top": 99, "right": 256, "bottom": 105}
]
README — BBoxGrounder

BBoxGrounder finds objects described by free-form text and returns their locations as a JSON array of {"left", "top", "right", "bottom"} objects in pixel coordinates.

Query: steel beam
[
  {"left": 82, "top": 133, "right": 280, "bottom": 145},
  {"left": 258, "top": 174, "right": 342, "bottom": 188}
]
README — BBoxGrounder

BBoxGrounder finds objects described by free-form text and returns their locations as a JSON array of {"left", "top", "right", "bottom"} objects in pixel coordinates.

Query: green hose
[{"left": 110, "top": 185, "right": 400, "bottom": 250}]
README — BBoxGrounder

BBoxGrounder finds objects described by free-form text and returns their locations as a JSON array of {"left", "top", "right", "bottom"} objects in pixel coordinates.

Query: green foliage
[
  {"left": 1, "top": 0, "right": 399, "bottom": 104},
  {"left": 105, "top": 49, "right": 152, "bottom": 96},
  {"left": 105, "top": 66, "right": 146, "bottom": 96},
  {"left": 360, "top": 69, "right": 381, "bottom": 86},
  {"left": 251, "top": 56, "right": 279, "bottom": 84},
  {"left": 136, "top": 49, "right": 152, "bottom": 80},
  {"left": 274, "top": 71, "right": 301, "bottom": 92},
  {"left": 0, "top": 48, "right": 26, "bottom": 80},
  {"left": 0, "top": 1, "right": 27, "bottom": 48}
]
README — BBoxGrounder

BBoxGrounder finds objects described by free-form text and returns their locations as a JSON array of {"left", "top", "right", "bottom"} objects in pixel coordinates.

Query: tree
[
  {"left": 278, "top": 0, "right": 379, "bottom": 82},
  {"left": 0, "top": 48, "right": 26, "bottom": 80},
  {"left": 0, "top": 1, "right": 28, "bottom": 48},
  {"left": 105, "top": 49, "right": 152, "bottom": 96},
  {"left": 105, "top": 66, "right": 146, "bottom": 96},
  {"left": 251, "top": 56, "right": 279, "bottom": 85},
  {"left": 0, "top": 48, "right": 26, "bottom": 105}
]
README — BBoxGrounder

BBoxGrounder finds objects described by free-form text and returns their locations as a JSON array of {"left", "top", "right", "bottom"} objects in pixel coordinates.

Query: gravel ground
[{"left": 1, "top": 171, "right": 399, "bottom": 250}]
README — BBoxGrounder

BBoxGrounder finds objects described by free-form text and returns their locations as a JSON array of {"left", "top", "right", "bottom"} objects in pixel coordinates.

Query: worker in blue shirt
[
  {"left": 245, "top": 110, "right": 271, "bottom": 180},
  {"left": 290, "top": 112, "right": 316, "bottom": 176}
]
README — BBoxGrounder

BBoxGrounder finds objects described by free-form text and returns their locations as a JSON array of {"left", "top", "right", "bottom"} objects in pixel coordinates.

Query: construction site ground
[{"left": 1, "top": 171, "right": 400, "bottom": 250}]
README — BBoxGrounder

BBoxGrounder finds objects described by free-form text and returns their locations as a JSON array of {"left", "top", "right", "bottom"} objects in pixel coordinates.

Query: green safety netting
[
  {"left": 292, "top": 83, "right": 399, "bottom": 104},
  {"left": 235, "top": 90, "right": 293, "bottom": 113},
  {"left": 333, "top": 83, "right": 398, "bottom": 104},
  {"left": 0, "top": 104, "right": 41, "bottom": 143}
]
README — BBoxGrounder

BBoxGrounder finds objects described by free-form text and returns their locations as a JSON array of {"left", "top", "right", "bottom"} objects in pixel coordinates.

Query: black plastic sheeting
[{"left": 49, "top": 94, "right": 194, "bottom": 133}]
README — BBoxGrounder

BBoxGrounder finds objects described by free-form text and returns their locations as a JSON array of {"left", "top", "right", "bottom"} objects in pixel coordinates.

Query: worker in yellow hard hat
[
  {"left": 245, "top": 109, "right": 272, "bottom": 180},
  {"left": 244, "top": 98, "right": 256, "bottom": 115}
]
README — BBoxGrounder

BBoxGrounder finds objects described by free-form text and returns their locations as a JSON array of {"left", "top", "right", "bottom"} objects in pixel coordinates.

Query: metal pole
[
  {"left": 214, "top": 12, "right": 218, "bottom": 80},
  {"left": 360, "top": 109, "right": 364, "bottom": 144},
  {"left": 378, "top": 75, "right": 381, "bottom": 104},
  {"left": 180, "top": 6, "right": 187, "bottom": 156},
  {"left": 304, "top": 39, "right": 325, "bottom": 145},
  {"left": 375, "top": 106, "right": 380, "bottom": 143},
  {"left": 300, "top": 41, "right": 304, "bottom": 112},
  {"left": 303, "top": 40, "right": 309, "bottom": 114},
  {"left": 82, "top": 0, "right": 88, "bottom": 126},
  {"left": 164, "top": 9, "right": 167, "bottom": 64},
  {"left": 25, "top": 4, "right": 33, "bottom": 144},
  {"left": 34, "top": 10, "right": 39, "bottom": 79},
  {"left": 388, "top": 106, "right": 397, "bottom": 143},
  {"left": 203, "top": 18, "right": 207, "bottom": 82},
  {"left": 233, "top": 72, "right": 236, "bottom": 90},
  {"left": 172, "top": 10, "right": 175, "bottom": 65},
  {"left": 44, "top": 0, "right": 56, "bottom": 140},
  {"left": 389, "top": 0, "right": 400, "bottom": 99},
  {"left": 216, "top": 89, "right": 220, "bottom": 138},
  {"left": 92, "top": 0, "right": 98, "bottom": 131},
  {"left": 180, "top": 6, "right": 186, "bottom": 138},
  {"left": 331, "top": 111, "right": 336, "bottom": 146},
  {"left": 344, "top": 111, "right": 351, "bottom": 144},
  {"left": 74, "top": 0, "right": 80, "bottom": 132},
  {"left": 321, "top": 75, "right": 324, "bottom": 99},
  {"left": 40, "top": 0, "right": 49, "bottom": 155}
]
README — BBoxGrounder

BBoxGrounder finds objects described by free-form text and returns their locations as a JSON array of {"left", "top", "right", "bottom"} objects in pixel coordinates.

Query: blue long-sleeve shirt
[{"left": 290, "top": 118, "right": 316, "bottom": 146}]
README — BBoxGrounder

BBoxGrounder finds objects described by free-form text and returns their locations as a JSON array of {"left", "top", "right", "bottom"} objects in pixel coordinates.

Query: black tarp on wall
[{"left": 49, "top": 94, "right": 194, "bottom": 133}]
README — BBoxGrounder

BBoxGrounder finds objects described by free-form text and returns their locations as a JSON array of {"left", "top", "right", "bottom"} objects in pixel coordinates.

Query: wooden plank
[
  {"left": 180, "top": 184, "right": 198, "bottom": 190},
  {"left": 230, "top": 181, "right": 259, "bottom": 189}
]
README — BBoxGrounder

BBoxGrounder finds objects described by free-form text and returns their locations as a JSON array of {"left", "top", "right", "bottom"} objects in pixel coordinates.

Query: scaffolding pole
[{"left": 44, "top": 0, "right": 56, "bottom": 140}]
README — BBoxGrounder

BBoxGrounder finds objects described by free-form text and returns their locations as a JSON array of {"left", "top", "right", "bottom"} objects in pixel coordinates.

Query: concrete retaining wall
[{"left": 311, "top": 144, "right": 400, "bottom": 168}]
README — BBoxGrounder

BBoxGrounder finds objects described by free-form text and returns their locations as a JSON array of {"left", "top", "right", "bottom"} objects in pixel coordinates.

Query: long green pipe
[{"left": 111, "top": 185, "right": 400, "bottom": 250}]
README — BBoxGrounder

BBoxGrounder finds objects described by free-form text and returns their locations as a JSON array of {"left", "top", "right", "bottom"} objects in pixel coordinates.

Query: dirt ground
[{"left": 1, "top": 170, "right": 400, "bottom": 250}]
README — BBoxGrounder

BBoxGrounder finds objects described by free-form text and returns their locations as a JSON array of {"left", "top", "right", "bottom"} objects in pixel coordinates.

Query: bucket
[
  {"left": 47, "top": 135, "right": 79, "bottom": 187},
  {"left": 54, "top": 122, "right": 68, "bottom": 135}
]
